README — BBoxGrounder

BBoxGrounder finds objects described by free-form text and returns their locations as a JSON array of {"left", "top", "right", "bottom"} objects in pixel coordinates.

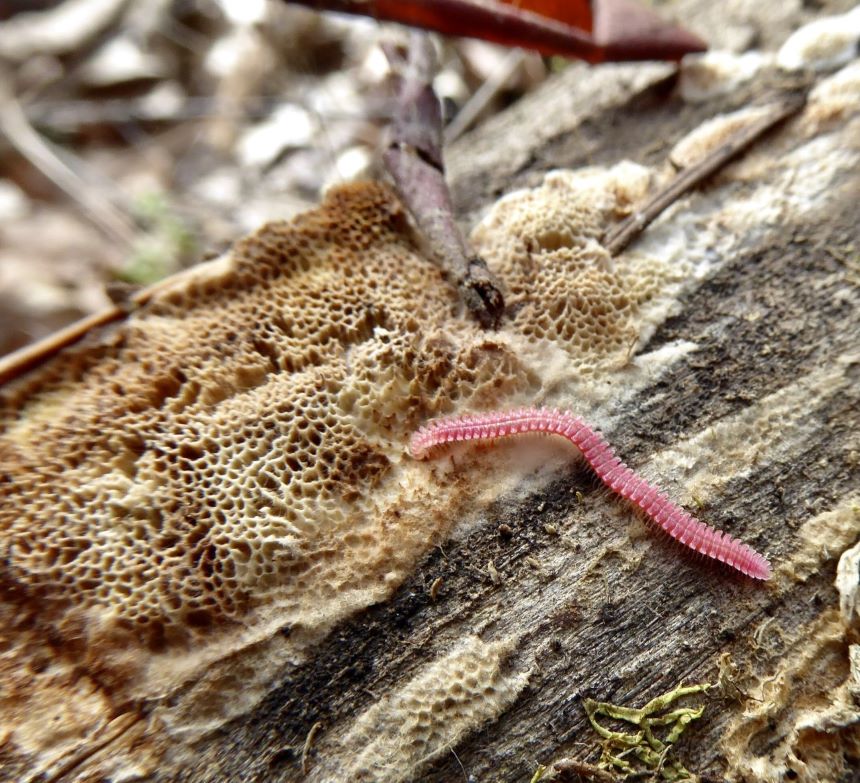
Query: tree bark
[{"left": 187, "top": 54, "right": 860, "bottom": 783}]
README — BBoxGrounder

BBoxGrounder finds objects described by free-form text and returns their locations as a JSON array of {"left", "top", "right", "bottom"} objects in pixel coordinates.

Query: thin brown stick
[
  {"left": 0, "top": 262, "right": 222, "bottom": 388},
  {"left": 382, "top": 33, "right": 505, "bottom": 328},
  {"left": 443, "top": 48, "right": 527, "bottom": 144},
  {"left": 603, "top": 91, "right": 808, "bottom": 257},
  {"left": 0, "top": 306, "right": 125, "bottom": 388}
]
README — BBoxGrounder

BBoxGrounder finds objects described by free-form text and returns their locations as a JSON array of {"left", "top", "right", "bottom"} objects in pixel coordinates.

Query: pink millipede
[{"left": 410, "top": 407, "right": 771, "bottom": 581}]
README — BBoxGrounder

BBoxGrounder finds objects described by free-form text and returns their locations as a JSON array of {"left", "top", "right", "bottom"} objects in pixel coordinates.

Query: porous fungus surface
[
  {"left": 0, "top": 170, "right": 676, "bottom": 771},
  {"left": 470, "top": 165, "right": 665, "bottom": 372},
  {"left": 49, "top": 129, "right": 860, "bottom": 783},
  {"left": 1, "top": 170, "right": 668, "bottom": 660},
  {"left": 0, "top": 184, "right": 521, "bottom": 655},
  {"left": 315, "top": 636, "right": 529, "bottom": 783}
]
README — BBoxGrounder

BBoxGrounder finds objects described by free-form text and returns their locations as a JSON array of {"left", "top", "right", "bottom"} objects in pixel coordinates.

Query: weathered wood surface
[
  {"left": 2, "top": 4, "right": 860, "bottom": 783},
  {"left": 189, "top": 46, "right": 860, "bottom": 783}
]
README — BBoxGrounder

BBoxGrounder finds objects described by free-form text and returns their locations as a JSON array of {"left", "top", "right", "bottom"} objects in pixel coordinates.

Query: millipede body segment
[{"left": 410, "top": 408, "right": 771, "bottom": 580}]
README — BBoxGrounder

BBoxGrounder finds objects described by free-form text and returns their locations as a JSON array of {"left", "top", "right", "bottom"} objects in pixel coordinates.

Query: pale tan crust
[{"left": 0, "top": 168, "right": 676, "bottom": 777}]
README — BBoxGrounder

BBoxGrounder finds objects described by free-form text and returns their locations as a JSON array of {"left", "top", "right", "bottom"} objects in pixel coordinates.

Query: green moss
[
  {"left": 117, "top": 192, "right": 197, "bottom": 285},
  {"left": 529, "top": 763, "right": 547, "bottom": 783},
  {"left": 583, "top": 682, "right": 711, "bottom": 781}
]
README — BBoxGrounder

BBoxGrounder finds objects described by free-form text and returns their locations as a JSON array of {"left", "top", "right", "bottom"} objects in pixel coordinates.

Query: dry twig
[
  {"left": 0, "top": 262, "right": 216, "bottom": 387},
  {"left": 382, "top": 33, "right": 505, "bottom": 328},
  {"left": 443, "top": 48, "right": 527, "bottom": 144},
  {"left": 603, "top": 91, "right": 808, "bottom": 256}
]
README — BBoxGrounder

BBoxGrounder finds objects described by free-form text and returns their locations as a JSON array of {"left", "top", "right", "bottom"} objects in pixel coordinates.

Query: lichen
[{"left": 583, "top": 683, "right": 712, "bottom": 781}]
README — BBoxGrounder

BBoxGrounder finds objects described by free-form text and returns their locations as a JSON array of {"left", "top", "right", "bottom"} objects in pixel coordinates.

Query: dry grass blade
[{"left": 0, "top": 78, "right": 137, "bottom": 249}]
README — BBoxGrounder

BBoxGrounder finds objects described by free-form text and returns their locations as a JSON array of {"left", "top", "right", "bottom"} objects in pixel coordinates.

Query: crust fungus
[{"left": 0, "top": 168, "right": 681, "bottom": 771}]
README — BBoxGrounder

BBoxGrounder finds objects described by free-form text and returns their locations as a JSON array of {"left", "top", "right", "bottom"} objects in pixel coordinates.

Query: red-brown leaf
[{"left": 285, "top": 0, "right": 706, "bottom": 63}]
